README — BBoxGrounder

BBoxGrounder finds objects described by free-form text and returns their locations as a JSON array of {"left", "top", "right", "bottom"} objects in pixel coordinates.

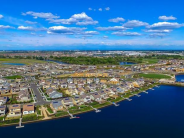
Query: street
[{"left": 30, "top": 84, "right": 50, "bottom": 106}]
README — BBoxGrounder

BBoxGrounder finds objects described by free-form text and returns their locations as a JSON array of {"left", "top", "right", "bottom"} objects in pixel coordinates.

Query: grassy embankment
[{"left": 137, "top": 73, "right": 171, "bottom": 79}]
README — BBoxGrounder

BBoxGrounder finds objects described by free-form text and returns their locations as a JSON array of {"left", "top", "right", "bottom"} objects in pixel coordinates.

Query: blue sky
[{"left": 0, "top": 0, "right": 184, "bottom": 50}]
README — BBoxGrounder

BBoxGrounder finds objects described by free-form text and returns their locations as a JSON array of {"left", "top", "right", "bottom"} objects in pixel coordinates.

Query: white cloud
[
  {"left": 0, "top": 14, "right": 3, "bottom": 19},
  {"left": 48, "top": 12, "right": 98, "bottom": 26},
  {"left": 22, "top": 11, "right": 60, "bottom": 19},
  {"left": 123, "top": 20, "right": 149, "bottom": 28},
  {"left": 108, "top": 17, "right": 125, "bottom": 23},
  {"left": 103, "top": 36, "right": 109, "bottom": 39},
  {"left": 0, "top": 25, "right": 15, "bottom": 29},
  {"left": 144, "top": 29, "right": 172, "bottom": 33},
  {"left": 2, "top": 34, "right": 184, "bottom": 48},
  {"left": 147, "top": 22, "right": 184, "bottom": 30},
  {"left": 47, "top": 26, "right": 86, "bottom": 35},
  {"left": 25, "top": 20, "right": 37, "bottom": 24},
  {"left": 18, "top": 26, "right": 33, "bottom": 31},
  {"left": 18, "top": 26, "right": 47, "bottom": 31},
  {"left": 83, "top": 31, "right": 99, "bottom": 35},
  {"left": 105, "top": 7, "right": 110, "bottom": 11},
  {"left": 76, "top": 20, "right": 98, "bottom": 25},
  {"left": 112, "top": 32, "right": 141, "bottom": 36},
  {"left": 71, "top": 12, "right": 92, "bottom": 20},
  {"left": 99, "top": 8, "right": 102, "bottom": 11},
  {"left": 96, "top": 26, "right": 127, "bottom": 31},
  {"left": 159, "top": 16, "right": 177, "bottom": 21},
  {"left": 149, "top": 33, "right": 166, "bottom": 38},
  {"left": 88, "top": 8, "right": 92, "bottom": 11}
]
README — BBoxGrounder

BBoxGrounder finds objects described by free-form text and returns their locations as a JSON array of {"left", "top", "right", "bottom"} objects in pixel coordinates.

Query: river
[
  {"left": 1, "top": 85, "right": 184, "bottom": 138},
  {"left": 175, "top": 74, "right": 184, "bottom": 82}
]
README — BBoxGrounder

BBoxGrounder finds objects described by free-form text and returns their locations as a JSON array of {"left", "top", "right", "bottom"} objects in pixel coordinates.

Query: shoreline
[{"left": 1, "top": 83, "right": 184, "bottom": 128}]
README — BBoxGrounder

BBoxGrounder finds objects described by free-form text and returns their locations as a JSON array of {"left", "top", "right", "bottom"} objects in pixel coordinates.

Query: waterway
[
  {"left": 2, "top": 63, "right": 25, "bottom": 66},
  {"left": 119, "top": 62, "right": 136, "bottom": 65},
  {"left": 175, "top": 74, "right": 184, "bottom": 82},
  {"left": 1, "top": 85, "right": 184, "bottom": 138}
]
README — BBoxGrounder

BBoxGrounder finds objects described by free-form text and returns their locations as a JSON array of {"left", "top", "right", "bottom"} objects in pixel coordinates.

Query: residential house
[
  {"left": 61, "top": 97, "right": 74, "bottom": 108},
  {"left": 50, "top": 100, "right": 64, "bottom": 112},
  {"left": 46, "top": 88, "right": 63, "bottom": 99},
  {"left": 72, "top": 96, "right": 84, "bottom": 105},
  {"left": 0, "top": 105, "right": 7, "bottom": 116},
  {"left": 23, "top": 104, "right": 35, "bottom": 115},
  {"left": 77, "top": 81, "right": 85, "bottom": 88},
  {"left": 42, "top": 81, "right": 51, "bottom": 90},
  {"left": 80, "top": 94, "right": 92, "bottom": 103},
  {"left": 60, "top": 83, "right": 68, "bottom": 88},
  {"left": 0, "top": 96, "right": 8, "bottom": 105},
  {"left": 0, "top": 86, "right": 11, "bottom": 96},
  {"left": 50, "top": 83, "right": 59, "bottom": 89},
  {"left": 7, "top": 104, "right": 21, "bottom": 117},
  {"left": 68, "top": 83, "right": 76, "bottom": 89},
  {"left": 90, "top": 92, "right": 102, "bottom": 103},
  {"left": 87, "top": 78, "right": 93, "bottom": 84},
  {"left": 68, "top": 88, "right": 78, "bottom": 96},
  {"left": 98, "top": 90, "right": 109, "bottom": 99},
  {"left": 11, "top": 85, "right": 20, "bottom": 94},
  {"left": 104, "top": 88, "right": 116, "bottom": 97},
  {"left": 109, "top": 78, "right": 120, "bottom": 85},
  {"left": 76, "top": 87, "right": 85, "bottom": 95},
  {"left": 17, "top": 89, "right": 31, "bottom": 102},
  {"left": 67, "top": 78, "right": 73, "bottom": 84}
]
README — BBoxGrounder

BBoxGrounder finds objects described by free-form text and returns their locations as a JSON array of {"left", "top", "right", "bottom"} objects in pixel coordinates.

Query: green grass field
[
  {"left": 142, "top": 58, "right": 159, "bottom": 64},
  {"left": 0, "top": 58, "right": 46, "bottom": 67},
  {"left": 138, "top": 73, "right": 171, "bottom": 79},
  {"left": 4, "top": 75, "right": 22, "bottom": 79}
]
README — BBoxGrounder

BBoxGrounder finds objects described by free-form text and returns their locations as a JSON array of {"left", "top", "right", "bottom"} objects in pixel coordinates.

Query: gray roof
[
  {"left": 51, "top": 100, "right": 63, "bottom": 109},
  {"left": 49, "top": 92, "right": 63, "bottom": 98}
]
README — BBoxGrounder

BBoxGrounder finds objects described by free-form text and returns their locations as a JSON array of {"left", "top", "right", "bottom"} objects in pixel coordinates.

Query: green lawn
[
  {"left": 22, "top": 114, "right": 38, "bottom": 122},
  {"left": 142, "top": 58, "right": 159, "bottom": 64},
  {"left": 55, "top": 111, "right": 68, "bottom": 117},
  {"left": 4, "top": 75, "right": 22, "bottom": 79},
  {"left": 0, "top": 58, "right": 46, "bottom": 67},
  {"left": 46, "top": 105, "right": 54, "bottom": 114},
  {"left": 138, "top": 73, "right": 171, "bottom": 79}
]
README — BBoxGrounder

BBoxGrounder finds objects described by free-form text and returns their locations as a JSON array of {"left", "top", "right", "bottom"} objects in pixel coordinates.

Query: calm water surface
[
  {"left": 120, "top": 62, "right": 136, "bottom": 65},
  {"left": 1, "top": 85, "right": 184, "bottom": 138},
  {"left": 175, "top": 74, "right": 184, "bottom": 82},
  {"left": 2, "top": 63, "right": 25, "bottom": 66}
]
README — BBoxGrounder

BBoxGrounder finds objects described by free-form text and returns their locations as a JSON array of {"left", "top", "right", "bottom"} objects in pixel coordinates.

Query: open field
[
  {"left": 4, "top": 75, "right": 22, "bottom": 79},
  {"left": 142, "top": 58, "right": 159, "bottom": 64},
  {"left": 0, "top": 58, "right": 46, "bottom": 67},
  {"left": 138, "top": 73, "right": 171, "bottom": 79}
]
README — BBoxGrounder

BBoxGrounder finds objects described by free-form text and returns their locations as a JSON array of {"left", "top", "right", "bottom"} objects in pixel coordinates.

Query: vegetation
[
  {"left": 51, "top": 54, "right": 184, "bottom": 65},
  {"left": 36, "top": 106, "right": 41, "bottom": 115},
  {"left": 52, "top": 56, "right": 143, "bottom": 65},
  {"left": 55, "top": 111, "right": 68, "bottom": 117},
  {"left": 4, "top": 75, "right": 22, "bottom": 79},
  {"left": 0, "top": 116, "right": 4, "bottom": 121},
  {"left": 46, "top": 105, "right": 54, "bottom": 114},
  {"left": 0, "top": 119, "right": 19, "bottom": 126},
  {"left": 68, "top": 105, "right": 92, "bottom": 114},
  {"left": 22, "top": 114, "right": 38, "bottom": 122},
  {"left": 0, "top": 58, "right": 46, "bottom": 67},
  {"left": 138, "top": 73, "right": 171, "bottom": 79}
]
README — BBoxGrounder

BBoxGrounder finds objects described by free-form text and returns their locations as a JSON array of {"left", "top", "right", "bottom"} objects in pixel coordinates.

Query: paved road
[{"left": 30, "top": 84, "right": 50, "bottom": 106}]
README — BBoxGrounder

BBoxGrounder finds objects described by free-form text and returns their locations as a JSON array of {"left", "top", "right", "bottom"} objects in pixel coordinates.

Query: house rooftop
[{"left": 23, "top": 104, "right": 34, "bottom": 112}]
